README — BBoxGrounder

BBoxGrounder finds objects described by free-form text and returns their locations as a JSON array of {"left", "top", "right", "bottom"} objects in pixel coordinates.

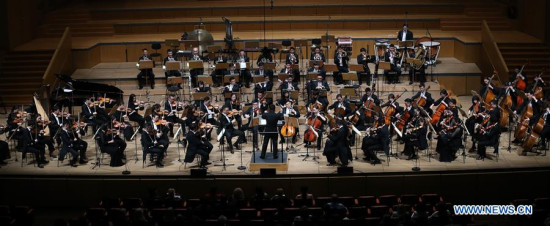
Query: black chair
[
  {"left": 378, "top": 195, "right": 398, "bottom": 207},
  {"left": 357, "top": 196, "right": 377, "bottom": 208},
  {"left": 150, "top": 43, "right": 162, "bottom": 65},
  {"left": 348, "top": 206, "right": 367, "bottom": 219},
  {"left": 421, "top": 194, "right": 441, "bottom": 206},
  {"left": 368, "top": 205, "right": 389, "bottom": 218},
  {"left": 399, "top": 194, "right": 419, "bottom": 205}
]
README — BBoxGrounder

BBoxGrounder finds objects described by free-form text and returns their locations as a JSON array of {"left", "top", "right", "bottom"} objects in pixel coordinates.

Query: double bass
[
  {"left": 482, "top": 72, "right": 497, "bottom": 105},
  {"left": 513, "top": 63, "right": 527, "bottom": 91}
]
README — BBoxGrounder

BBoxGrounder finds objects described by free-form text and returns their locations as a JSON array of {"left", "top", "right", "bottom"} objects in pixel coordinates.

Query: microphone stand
[
  {"left": 130, "top": 125, "right": 141, "bottom": 163},
  {"left": 91, "top": 127, "right": 103, "bottom": 170},
  {"left": 427, "top": 28, "right": 436, "bottom": 83}
]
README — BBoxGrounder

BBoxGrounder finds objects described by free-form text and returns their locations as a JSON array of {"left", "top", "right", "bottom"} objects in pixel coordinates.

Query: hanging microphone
[{"left": 270, "top": 0, "right": 273, "bottom": 9}]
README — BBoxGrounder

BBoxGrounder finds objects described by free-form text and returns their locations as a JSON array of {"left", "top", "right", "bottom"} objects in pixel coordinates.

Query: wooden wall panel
[
  {"left": 100, "top": 45, "right": 126, "bottom": 62},
  {"left": 73, "top": 47, "right": 100, "bottom": 69}
]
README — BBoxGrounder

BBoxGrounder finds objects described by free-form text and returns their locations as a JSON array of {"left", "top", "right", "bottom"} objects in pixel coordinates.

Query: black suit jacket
[
  {"left": 285, "top": 53, "right": 299, "bottom": 65},
  {"left": 254, "top": 69, "right": 274, "bottom": 78},
  {"left": 218, "top": 114, "right": 235, "bottom": 130},
  {"left": 411, "top": 91, "right": 434, "bottom": 107},
  {"left": 163, "top": 56, "right": 178, "bottom": 65},
  {"left": 261, "top": 112, "right": 284, "bottom": 132},
  {"left": 224, "top": 84, "right": 240, "bottom": 92},
  {"left": 82, "top": 104, "right": 95, "bottom": 119},
  {"left": 310, "top": 53, "right": 326, "bottom": 62},
  {"left": 397, "top": 30, "right": 413, "bottom": 41},
  {"left": 281, "top": 106, "right": 300, "bottom": 118},
  {"left": 214, "top": 56, "right": 228, "bottom": 64},
  {"left": 21, "top": 128, "right": 35, "bottom": 149}
]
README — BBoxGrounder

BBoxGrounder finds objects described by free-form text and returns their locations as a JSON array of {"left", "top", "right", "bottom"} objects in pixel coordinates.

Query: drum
[
  {"left": 420, "top": 41, "right": 441, "bottom": 65},
  {"left": 374, "top": 42, "right": 389, "bottom": 62}
]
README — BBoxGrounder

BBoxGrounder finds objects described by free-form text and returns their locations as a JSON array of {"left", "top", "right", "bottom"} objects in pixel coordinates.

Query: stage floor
[{"left": 1, "top": 105, "right": 549, "bottom": 177}]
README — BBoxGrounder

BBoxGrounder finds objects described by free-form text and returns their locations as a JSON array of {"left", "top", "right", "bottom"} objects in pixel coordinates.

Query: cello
[
  {"left": 304, "top": 109, "right": 323, "bottom": 143},
  {"left": 430, "top": 94, "right": 449, "bottom": 125},
  {"left": 363, "top": 84, "right": 377, "bottom": 117},
  {"left": 384, "top": 89, "right": 407, "bottom": 126},
  {"left": 413, "top": 85, "right": 430, "bottom": 108},
  {"left": 280, "top": 104, "right": 297, "bottom": 138}
]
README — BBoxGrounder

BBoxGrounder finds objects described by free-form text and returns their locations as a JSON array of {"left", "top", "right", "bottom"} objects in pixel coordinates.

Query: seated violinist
[
  {"left": 164, "top": 95, "right": 187, "bottom": 137},
  {"left": 436, "top": 108, "right": 463, "bottom": 162},
  {"left": 218, "top": 106, "right": 246, "bottom": 153},
  {"left": 324, "top": 119, "right": 351, "bottom": 166},
  {"left": 361, "top": 114, "right": 389, "bottom": 165},
  {"left": 184, "top": 122, "right": 212, "bottom": 168},
  {"left": 200, "top": 97, "right": 219, "bottom": 140},
  {"left": 243, "top": 102, "right": 262, "bottom": 151},
  {"left": 280, "top": 100, "right": 300, "bottom": 144},
  {"left": 82, "top": 97, "right": 105, "bottom": 133},
  {"left": 328, "top": 94, "right": 351, "bottom": 119},
  {"left": 60, "top": 122, "right": 87, "bottom": 166},
  {"left": 253, "top": 92, "right": 271, "bottom": 112},
  {"left": 140, "top": 125, "right": 166, "bottom": 167},
  {"left": 278, "top": 91, "right": 295, "bottom": 106},
  {"left": 148, "top": 115, "right": 170, "bottom": 154},
  {"left": 95, "top": 125, "right": 125, "bottom": 167},
  {"left": 402, "top": 108, "right": 428, "bottom": 160},
  {"left": 476, "top": 114, "right": 500, "bottom": 160},
  {"left": 112, "top": 108, "right": 134, "bottom": 141},
  {"left": 466, "top": 96, "right": 485, "bottom": 153},
  {"left": 20, "top": 123, "right": 48, "bottom": 168},
  {"left": 127, "top": 94, "right": 146, "bottom": 128},
  {"left": 224, "top": 93, "right": 243, "bottom": 130}
]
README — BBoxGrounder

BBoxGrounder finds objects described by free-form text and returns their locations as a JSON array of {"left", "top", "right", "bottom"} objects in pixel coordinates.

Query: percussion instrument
[{"left": 420, "top": 41, "right": 440, "bottom": 65}]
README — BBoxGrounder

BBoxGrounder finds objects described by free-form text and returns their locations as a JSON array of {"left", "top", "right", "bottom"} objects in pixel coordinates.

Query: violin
[{"left": 154, "top": 119, "right": 170, "bottom": 126}]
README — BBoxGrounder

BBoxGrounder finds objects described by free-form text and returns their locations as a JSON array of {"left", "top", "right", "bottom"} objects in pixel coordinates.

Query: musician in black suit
[
  {"left": 141, "top": 125, "right": 165, "bottom": 167},
  {"left": 286, "top": 47, "right": 299, "bottom": 65},
  {"left": 476, "top": 117, "right": 500, "bottom": 160},
  {"left": 184, "top": 122, "right": 212, "bottom": 168},
  {"left": 384, "top": 44, "right": 401, "bottom": 84},
  {"left": 193, "top": 81, "right": 211, "bottom": 107},
  {"left": 49, "top": 106, "right": 69, "bottom": 147},
  {"left": 310, "top": 47, "right": 326, "bottom": 62},
  {"left": 0, "top": 127, "right": 10, "bottom": 164},
  {"left": 253, "top": 91, "right": 271, "bottom": 112},
  {"left": 308, "top": 74, "right": 330, "bottom": 106},
  {"left": 538, "top": 107, "right": 550, "bottom": 148},
  {"left": 236, "top": 50, "right": 252, "bottom": 88},
  {"left": 280, "top": 100, "right": 300, "bottom": 144},
  {"left": 211, "top": 51, "right": 228, "bottom": 86},
  {"left": 280, "top": 63, "right": 301, "bottom": 83},
  {"left": 402, "top": 109, "right": 428, "bottom": 160},
  {"left": 328, "top": 94, "right": 352, "bottom": 118},
  {"left": 218, "top": 106, "right": 245, "bottom": 153},
  {"left": 360, "top": 87, "right": 381, "bottom": 123},
  {"left": 307, "top": 63, "right": 327, "bottom": 80},
  {"left": 200, "top": 97, "right": 219, "bottom": 140},
  {"left": 479, "top": 76, "right": 500, "bottom": 103},
  {"left": 410, "top": 83, "right": 434, "bottom": 115},
  {"left": 82, "top": 97, "right": 106, "bottom": 133},
  {"left": 408, "top": 45, "right": 426, "bottom": 84},
  {"left": 95, "top": 125, "right": 124, "bottom": 167},
  {"left": 334, "top": 47, "right": 349, "bottom": 85},
  {"left": 224, "top": 77, "right": 240, "bottom": 102},
  {"left": 137, "top": 48, "right": 155, "bottom": 89},
  {"left": 242, "top": 102, "right": 262, "bottom": 150},
  {"left": 361, "top": 114, "right": 388, "bottom": 165},
  {"left": 189, "top": 47, "right": 204, "bottom": 88},
  {"left": 164, "top": 95, "right": 187, "bottom": 137},
  {"left": 148, "top": 115, "right": 170, "bottom": 154},
  {"left": 59, "top": 123, "right": 80, "bottom": 167},
  {"left": 397, "top": 24, "right": 413, "bottom": 42},
  {"left": 279, "top": 75, "right": 299, "bottom": 97},
  {"left": 20, "top": 124, "right": 48, "bottom": 168},
  {"left": 260, "top": 104, "right": 285, "bottom": 159},
  {"left": 324, "top": 119, "right": 351, "bottom": 166},
  {"left": 257, "top": 48, "right": 273, "bottom": 66},
  {"left": 127, "top": 94, "right": 145, "bottom": 127},
  {"left": 254, "top": 63, "right": 274, "bottom": 81},
  {"left": 254, "top": 75, "right": 273, "bottom": 96},
  {"left": 224, "top": 93, "right": 243, "bottom": 130},
  {"left": 356, "top": 48, "right": 374, "bottom": 85},
  {"left": 163, "top": 49, "right": 181, "bottom": 78}
]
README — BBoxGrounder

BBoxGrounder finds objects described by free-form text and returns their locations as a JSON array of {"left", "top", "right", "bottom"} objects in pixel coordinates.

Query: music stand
[
  {"left": 264, "top": 63, "right": 276, "bottom": 70},
  {"left": 342, "top": 73, "right": 357, "bottom": 85},
  {"left": 324, "top": 64, "right": 338, "bottom": 72},
  {"left": 340, "top": 88, "right": 358, "bottom": 98},
  {"left": 309, "top": 60, "right": 325, "bottom": 68},
  {"left": 378, "top": 62, "right": 391, "bottom": 70},
  {"left": 165, "top": 61, "right": 182, "bottom": 71},
  {"left": 278, "top": 73, "right": 289, "bottom": 81},
  {"left": 139, "top": 60, "right": 153, "bottom": 70},
  {"left": 224, "top": 92, "right": 241, "bottom": 100},
  {"left": 167, "top": 77, "right": 183, "bottom": 89},
  {"left": 192, "top": 92, "right": 210, "bottom": 102},
  {"left": 291, "top": 64, "right": 299, "bottom": 70},
  {"left": 252, "top": 76, "right": 265, "bottom": 83},
  {"left": 165, "top": 39, "right": 180, "bottom": 50},
  {"left": 265, "top": 91, "right": 274, "bottom": 100},
  {"left": 349, "top": 64, "right": 363, "bottom": 72},
  {"left": 250, "top": 117, "right": 260, "bottom": 163},
  {"left": 197, "top": 76, "right": 213, "bottom": 85},
  {"left": 215, "top": 62, "right": 229, "bottom": 70},
  {"left": 223, "top": 75, "right": 240, "bottom": 84},
  {"left": 398, "top": 40, "right": 414, "bottom": 49},
  {"left": 189, "top": 61, "right": 203, "bottom": 70},
  {"left": 307, "top": 73, "right": 319, "bottom": 81}
]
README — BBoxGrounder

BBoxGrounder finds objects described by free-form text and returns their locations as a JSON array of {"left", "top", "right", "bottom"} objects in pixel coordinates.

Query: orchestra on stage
[{"left": 1, "top": 25, "right": 547, "bottom": 171}]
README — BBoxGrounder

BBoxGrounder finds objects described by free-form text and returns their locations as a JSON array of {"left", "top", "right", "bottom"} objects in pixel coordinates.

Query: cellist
[
  {"left": 328, "top": 94, "right": 352, "bottom": 119},
  {"left": 280, "top": 100, "right": 300, "bottom": 144},
  {"left": 411, "top": 83, "right": 434, "bottom": 115},
  {"left": 466, "top": 96, "right": 485, "bottom": 153},
  {"left": 529, "top": 72, "right": 546, "bottom": 99},
  {"left": 304, "top": 104, "right": 327, "bottom": 151},
  {"left": 360, "top": 87, "right": 380, "bottom": 123},
  {"left": 429, "top": 89, "right": 451, "bottom": 127},
  {"left": 512, "top": 92, "right": 541, "bottom": 144},
  {"left": 360, "top": 113, "right": 388, "bottom": 165},
  {"left": 380, "top": 93, "right": 402, "bottom": 125},
  {"left": 480, "top": 76, "right": 499, "bottom": 104}
]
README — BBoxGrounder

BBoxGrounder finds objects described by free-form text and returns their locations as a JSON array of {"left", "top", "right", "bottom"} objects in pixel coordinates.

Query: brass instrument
[
  {"left": 314, "top": 53, "right": 322, "bottom": 61},
  {"left": 411, "top": 46, "right": 426, "bottom": 70}
]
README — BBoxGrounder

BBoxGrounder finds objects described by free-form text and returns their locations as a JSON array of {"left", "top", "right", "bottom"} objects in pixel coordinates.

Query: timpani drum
[{"left": 420, "top": 41, "right": 441, "bottom": 65}]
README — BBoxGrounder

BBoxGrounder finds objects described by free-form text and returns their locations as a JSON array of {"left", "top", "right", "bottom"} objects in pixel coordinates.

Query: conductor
[{"left": 260, "top": 104, "right": 284, "bottom": 159}]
